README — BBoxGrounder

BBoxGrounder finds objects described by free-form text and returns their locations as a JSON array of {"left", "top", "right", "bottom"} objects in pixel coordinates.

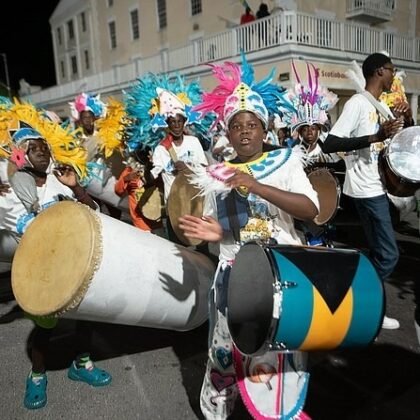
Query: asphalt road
[{"left": 0, "top": 207, "right": 419, "bottom": 420}]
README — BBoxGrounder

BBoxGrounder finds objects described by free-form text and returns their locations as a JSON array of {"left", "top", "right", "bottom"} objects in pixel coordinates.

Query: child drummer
[
  {"left": 0, "top": 102, "right": 112, "bottom": 410},
  {"left": 178, "top": 55, "right": 319, "bottom": 419}
]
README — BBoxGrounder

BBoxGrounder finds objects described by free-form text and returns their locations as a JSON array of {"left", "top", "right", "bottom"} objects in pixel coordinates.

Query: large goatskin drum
[
  {"left": 11, "top": 201, "right": 215, "bottom": 331},
  {"left": 227, "top": 243, "right": 384, "bottom": 355},
  {"left": 306, "top": 167, "right": 341, "bottom": 225},
  {"left": 380, "top": 126, "right": 420, "bottom": 197},
  {"left": 167, "top": 170, "right": 204, "bottom": 246}
]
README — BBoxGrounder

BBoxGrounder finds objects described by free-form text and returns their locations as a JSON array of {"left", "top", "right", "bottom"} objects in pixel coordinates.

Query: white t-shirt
[
  {"left": 307, "top": 143, "right": 341, "bottom": 163},
  {"left": 329, "top": 93, "right": 388, "bottom": 198},
  {"left": 151, "top": 135, "right": 208, "bottom": 202},
  {"left": 205, "top": 148, "right": 320, "bottom": 263},
  {"left": 0, "top": 174, "right": 76, "bottom": 235},
  {"left": 213, "top": 134, "right": 237, "bottom": 161}
]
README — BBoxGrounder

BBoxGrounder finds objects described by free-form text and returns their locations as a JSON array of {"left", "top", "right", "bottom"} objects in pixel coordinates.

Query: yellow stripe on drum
[{"left": 299, "top": 286, "right": 353, "bottom": 350}]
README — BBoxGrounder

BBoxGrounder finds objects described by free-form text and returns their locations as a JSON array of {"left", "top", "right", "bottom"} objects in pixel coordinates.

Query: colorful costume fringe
[
  {"left": 286, "top": 61, "right": 338, "bottom": 131},
  {"left": 123, "top": 72, "right": 213, "bottom": 152}
]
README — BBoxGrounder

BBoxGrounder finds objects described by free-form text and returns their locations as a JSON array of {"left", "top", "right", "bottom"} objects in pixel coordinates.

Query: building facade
[{"left": 26, "top": 0, "right": 420, "bottom": 122}]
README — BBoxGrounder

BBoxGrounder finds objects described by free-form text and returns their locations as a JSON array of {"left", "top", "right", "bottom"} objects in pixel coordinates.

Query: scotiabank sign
[
  {"left": 319, "top": 69, "right": 347, "bottom": 79},
  {"left": 289, "top": 60, "right": 350, "bottom": 87}
]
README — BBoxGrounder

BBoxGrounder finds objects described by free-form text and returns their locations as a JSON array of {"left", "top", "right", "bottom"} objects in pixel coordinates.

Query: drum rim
[
  {"left": 227, "top": 242, "right": 276, "bottom": 356},
  {"left": 307, "top": 167, "right": 341, "bottom": 225},
  {"left": 383, "top": 152, "right": 420, "bottom": 184},
  {"left": 11, "top": 202, "right": 103, "bottom": 316}
]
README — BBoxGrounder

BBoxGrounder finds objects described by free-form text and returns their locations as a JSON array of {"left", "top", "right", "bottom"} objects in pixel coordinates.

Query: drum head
[
  {"left": 227, "top": 243, "right": 274, "bottom": 355},
  {"left": 387, "top": 126, "right": 420, "bottom": 183},
  {"left": 138, "top": 186, "right": 164, "bottom": 221},
  {"left": 167, "top": 170, "right": 204, "bottom": 246},
  {"left": 11, "top": 201, "right": 102, "bottom": 316},
  {"left": 307, "top": 168, "right": 340, "bottom": 225}
]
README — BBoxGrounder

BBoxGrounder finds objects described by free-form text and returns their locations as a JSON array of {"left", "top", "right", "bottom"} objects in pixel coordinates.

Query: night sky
[{"left": 0, "top": 1, "right": 60, "bottom": 96}]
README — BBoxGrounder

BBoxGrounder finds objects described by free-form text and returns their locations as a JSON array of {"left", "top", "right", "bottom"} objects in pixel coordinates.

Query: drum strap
[
  {"left": 168, "top": 146, "right": 178, "bottom": 163},
  {"left": 216, "top": 190, "right": 249, "bottom": 242},
  {"left": 361, "top": 91, "right": 394, "bottom": 121}
]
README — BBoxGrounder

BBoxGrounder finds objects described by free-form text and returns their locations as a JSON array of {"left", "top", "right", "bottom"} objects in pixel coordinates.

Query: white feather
[{"left": 345, "top": 60, "right": 366, "bottom": 93}]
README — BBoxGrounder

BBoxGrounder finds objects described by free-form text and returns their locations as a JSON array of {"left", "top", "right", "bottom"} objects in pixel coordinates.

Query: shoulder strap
[
  {"left": 167, "top": 145, "right": 178, "bottom": 163},
  {"left": 360, "top": 91, "right": 394, "bottom": 121}
]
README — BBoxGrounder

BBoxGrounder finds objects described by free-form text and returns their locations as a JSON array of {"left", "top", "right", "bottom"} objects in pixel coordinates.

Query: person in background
[
  {"left": 115, "top": 147, "right": 163, "bottom": 233},
  {"left": 123, "top": 73, "right": 209, "bottom": 245},
  {"left": 322, "top": 52, "right": 412, "bottom": 330},
  {"left": 240, "top": 6, "right": 256, "bottom": 25}
]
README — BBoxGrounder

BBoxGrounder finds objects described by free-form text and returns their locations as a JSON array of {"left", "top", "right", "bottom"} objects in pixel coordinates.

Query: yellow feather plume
[
  {"left": 95, "top": 97, "right": 130, "bottom": 158},
  {"left": 0, "top": 99, "right": 88, "bottom": 179}
]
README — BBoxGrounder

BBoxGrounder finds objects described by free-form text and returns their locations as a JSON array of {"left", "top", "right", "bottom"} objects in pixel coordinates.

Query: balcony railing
[
  {"left": 346, "top": 0, "right": 394, "bottom": 23},
  {"left": 26, "top": 10, "right": 419, "bottom": 106}
]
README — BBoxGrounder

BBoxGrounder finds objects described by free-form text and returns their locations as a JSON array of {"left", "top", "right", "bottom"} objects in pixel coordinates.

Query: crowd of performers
[{"left": 0, "top": 51, "right": 419, "bottom": 417}]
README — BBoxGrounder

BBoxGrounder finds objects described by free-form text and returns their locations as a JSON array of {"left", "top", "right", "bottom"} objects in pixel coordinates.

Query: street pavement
[{"left": 0, "top": 206, "right": 419, "bottom": 420}]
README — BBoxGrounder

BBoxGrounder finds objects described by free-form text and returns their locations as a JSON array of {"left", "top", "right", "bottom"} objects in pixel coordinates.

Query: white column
[{"left": 410, "top": 93, "right": 418, "bottom": 124}]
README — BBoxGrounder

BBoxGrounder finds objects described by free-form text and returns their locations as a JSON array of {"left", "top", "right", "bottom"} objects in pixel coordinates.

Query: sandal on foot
[
  {"left": 68, "top": 361, "right": 111, "bottom": 387},
  {"left": 24, "top": 373, "right": 47, "bottom": 410}
]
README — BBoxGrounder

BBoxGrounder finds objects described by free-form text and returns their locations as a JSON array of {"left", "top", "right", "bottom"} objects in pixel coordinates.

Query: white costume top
[
  {"left": 306, "top": 142, "right": 341, "bottom": 163},
  {"left": 0, "top": 174, "right": 76, "bottom": 235},
  {"left": 204, "top": 148, "right": 319, "bottom": 263},
  {"left": 151, "top": 135, "right": 208, "bottom": 202},
  {"left": 329, "top": 93, "right": 390, "bottom": 198}
]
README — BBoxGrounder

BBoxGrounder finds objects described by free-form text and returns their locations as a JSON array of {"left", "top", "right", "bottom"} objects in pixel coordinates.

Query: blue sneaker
[
  {"left": 68, "top": 360, "right": 111, "bottom": 387},
  {"left": 24, "top": 373, "right": 47, "bottom": 410}
]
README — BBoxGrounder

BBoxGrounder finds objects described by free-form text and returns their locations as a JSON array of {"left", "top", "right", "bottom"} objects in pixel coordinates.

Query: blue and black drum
[{"left": 227, "top": 243, "right": 384, "bottom": 355}]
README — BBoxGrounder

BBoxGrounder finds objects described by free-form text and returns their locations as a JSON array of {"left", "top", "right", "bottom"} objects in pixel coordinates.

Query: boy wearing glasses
[{"left": 323, "top": 52, "right": 414, "bottom": 330}]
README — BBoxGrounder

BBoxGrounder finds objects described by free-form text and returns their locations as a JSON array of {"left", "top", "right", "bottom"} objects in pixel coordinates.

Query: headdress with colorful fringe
[
  {"left": 192, "top": 52, "right": 296, "bottom": 129},
  {"left": 286, "top": 60, "right": 338, "bottom": 132},
  {"left": 69, "top": 92, "right": 107, "bottom": 121},
  {"left": 0, "top": 97, "right": 87, "bottom": 179},
  {"left": 123, "top": 72, "right": 212, "bottom": 152}
]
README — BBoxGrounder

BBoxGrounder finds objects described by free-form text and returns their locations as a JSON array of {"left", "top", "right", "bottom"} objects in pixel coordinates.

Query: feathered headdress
[
  {"left": 95, "top": 97, "right": 130, "bottom": 158},
  {"left": 193, "top": 51, "right": 295, "bottom": 129},
  {"left": 379, "top": 70, "right": 408, "bottom": 108},
  {"left": 69, "top": 92, "right": 107, "bottom": 121},
  {"left": 123, "top": 72, "right": 210, "bottom": 152},
  {"left": 0, "top": 97, "right": 87, "bottom": 178},
  {"left": 286, "top": 60, "right": 338, "bottom": 131}
]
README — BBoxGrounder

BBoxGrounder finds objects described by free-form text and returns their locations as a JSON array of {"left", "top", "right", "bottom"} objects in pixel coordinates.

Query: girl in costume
[
  {"left": 0, "top": 98, "right": 111, "bottom": 410},
  {"left": 178, "top": 56, "right": 319, "bottom": 420}
]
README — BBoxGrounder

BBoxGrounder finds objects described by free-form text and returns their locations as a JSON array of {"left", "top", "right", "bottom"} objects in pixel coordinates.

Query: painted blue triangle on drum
[
  {"left": 271, "top": 250, "right": 314, "bottom": 350},
  {"left": 339, "top": 254, "right": 384, "bottom": 348}
]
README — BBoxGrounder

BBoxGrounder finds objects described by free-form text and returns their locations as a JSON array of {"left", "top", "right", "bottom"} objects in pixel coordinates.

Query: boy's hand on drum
[
  {"left": 174, "top": 161, "right": 188, "bottom": 172},
  {"left": 53, "top": 165, "right": 78, "bottom": 188},
  {"left": 178, "top": 215, "right": 223, "bottom": 243},
  {"left": 376, "top": 118, "right": 404, "bottom": 141},
  {"left": 124, "top": 170, "right": 141, "bottom": 182},
  {"left": 393, "top": 101, "right": 413, "bottom": 123}
]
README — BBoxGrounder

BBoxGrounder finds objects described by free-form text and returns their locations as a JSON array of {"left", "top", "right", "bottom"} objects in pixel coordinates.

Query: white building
[{"left": 24, "top": 0, "right": 420, "bottom": 122}]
